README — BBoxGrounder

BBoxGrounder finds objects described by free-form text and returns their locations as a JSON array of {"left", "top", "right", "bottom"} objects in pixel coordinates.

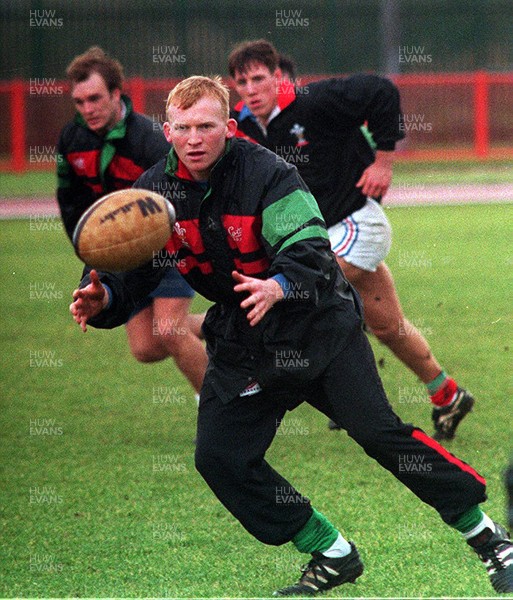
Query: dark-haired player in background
[{"left": 57, "top": 46, "right": 207, "bottom": 399}]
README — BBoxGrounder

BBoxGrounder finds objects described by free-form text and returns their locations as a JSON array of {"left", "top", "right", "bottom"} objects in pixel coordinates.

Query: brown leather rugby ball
[{"left": 72, "top": 188, "right": 175, "bottom": 271}]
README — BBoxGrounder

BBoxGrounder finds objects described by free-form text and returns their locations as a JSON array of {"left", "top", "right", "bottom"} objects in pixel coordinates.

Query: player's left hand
[
  {"left": 232, "top": 271, "right": 284, "bottom": 327},
  {"left": 356, "top": 150, "right": 394, "bottom": 199}
]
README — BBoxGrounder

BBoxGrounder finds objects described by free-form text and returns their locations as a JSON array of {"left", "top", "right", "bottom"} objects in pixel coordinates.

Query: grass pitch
[
  {"left": 0, "top": 203, "right": 512, "bottom": 598},
  {"left": 1, "top": 160, "right": 513, "bottom": 198}
]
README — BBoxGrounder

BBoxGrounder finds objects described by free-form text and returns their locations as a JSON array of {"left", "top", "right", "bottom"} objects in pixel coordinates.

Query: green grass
[
  {"left": 1, "top": 204, "right": 512, "bottom": 598},
  {"left": 0, "top": 171, "right": 56, "bottom": 198},
  {"left": 1, "top": 159, "right": 513, "bottom": 197},
  {"left": 393, "top": 159, "right": 513, "bottom": 186}
]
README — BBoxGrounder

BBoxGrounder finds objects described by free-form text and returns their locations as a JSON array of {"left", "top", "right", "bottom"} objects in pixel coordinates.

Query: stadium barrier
[{"left": 1, "top": 71, "right": 512, "bottom": 173}]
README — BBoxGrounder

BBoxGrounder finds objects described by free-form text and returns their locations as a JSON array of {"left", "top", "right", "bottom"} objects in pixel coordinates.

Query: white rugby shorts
[{"left": 327, "top": 198, "right": 392, "bottom": 272}]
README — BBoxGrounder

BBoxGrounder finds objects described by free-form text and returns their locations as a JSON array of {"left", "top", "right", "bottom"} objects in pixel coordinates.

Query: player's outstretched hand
[
  {"left": 356, "top": 150, "right": 394, "bottom": 199},
  {"left": 232, "top": 271, "right": 284, "bottom": 327},
  {"left": 69, "top": 269, "right": 109, "bottom": 332}
]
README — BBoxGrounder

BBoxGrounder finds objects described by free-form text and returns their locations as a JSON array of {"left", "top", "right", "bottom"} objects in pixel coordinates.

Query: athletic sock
[
  {"left": 292, "top": 508, "right": 341, "bottom": 555},
  {"left": 427, "top": 371, "right": 458, "bottom": 407},
  {"left": 426, "top": 371, "right": 447, "bottom": 395},
  {"left": 321, "top": 532, "right": 352, "bottom": 558},
  {"left": 452, "top": 505, "right": 495, "bottom": 541}
]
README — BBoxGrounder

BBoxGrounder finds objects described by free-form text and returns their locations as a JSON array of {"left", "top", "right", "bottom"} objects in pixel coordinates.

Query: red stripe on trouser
[
  {"left": 338, "top": 218, "right": 355, "bottom": 253},
  {"left": 412, "top": 429, "right": 486, "bottom": 486}
]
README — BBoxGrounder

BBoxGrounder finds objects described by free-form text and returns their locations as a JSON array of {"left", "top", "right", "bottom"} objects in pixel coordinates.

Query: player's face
[
  {"left": 233, "top": 63, "right": 281, "bottom": 123},
  {"left": 164, "top": 96, "right": 237, "bottom": 182},
  {"left": 71, "top": 72, "right": 122, "bottom": 135}
]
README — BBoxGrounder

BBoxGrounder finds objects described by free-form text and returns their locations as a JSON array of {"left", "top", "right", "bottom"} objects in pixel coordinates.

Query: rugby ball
[{"left": 72, "top": 188, "right": 175, "bottom": 271}]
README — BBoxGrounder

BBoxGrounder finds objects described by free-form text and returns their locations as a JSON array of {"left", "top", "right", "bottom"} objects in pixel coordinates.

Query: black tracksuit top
[
  {"left": 232, "top": 73, "right": 404, "bottom": 227},
  {"left": 57, "top": 95, "right": 170, "bottom": 240},
  {"left": 83, "top": 139, "right": 357, "bottom": 403}
]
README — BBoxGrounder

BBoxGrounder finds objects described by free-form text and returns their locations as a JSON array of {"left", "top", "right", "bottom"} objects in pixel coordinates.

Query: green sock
[
  {"left": 426, "top": 370, "right": 447, "bottom": 395},
  {"left": 451, "top": 505, "right": 485, "bottom": 534},
  {"left": 292, "top": 508, "right": 339, "bottom": 554}
]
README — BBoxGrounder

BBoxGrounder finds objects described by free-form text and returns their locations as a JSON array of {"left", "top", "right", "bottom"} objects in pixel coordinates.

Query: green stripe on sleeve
[
  {"left": 262, "top": 189, "right": 326, "bottom": 248},
  {"left": 278, "top": 224, "right": 329, "bottom": 253}
]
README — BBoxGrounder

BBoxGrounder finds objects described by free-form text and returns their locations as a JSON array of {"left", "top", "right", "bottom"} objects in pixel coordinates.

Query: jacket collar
[{"left": 165, "top": 139, "right": 234, "bottom": 182}]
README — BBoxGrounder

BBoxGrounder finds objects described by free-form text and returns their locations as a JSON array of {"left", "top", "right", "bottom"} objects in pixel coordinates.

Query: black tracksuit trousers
[{"left": 195, "top": 317, "right": 487, "bottom": 546}]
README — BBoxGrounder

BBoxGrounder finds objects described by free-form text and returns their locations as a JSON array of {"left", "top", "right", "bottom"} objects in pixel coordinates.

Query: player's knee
[
  {"left": 129, "top": 339, "right": 168, "bottom": 363},
  {"left": 131, "top": 348, "right": 166, "bottom": 363},
  {"left": 158, "top": 330, "right": 192, "bottom": 358}
]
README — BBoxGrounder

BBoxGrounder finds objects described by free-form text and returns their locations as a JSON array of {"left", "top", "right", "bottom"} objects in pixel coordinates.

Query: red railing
[
  {"left": 1, "top": 71, "right": 512, "bottom": 173},
  {"left": 388, "top": 71, "right": 513, "bottom": 161}
]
